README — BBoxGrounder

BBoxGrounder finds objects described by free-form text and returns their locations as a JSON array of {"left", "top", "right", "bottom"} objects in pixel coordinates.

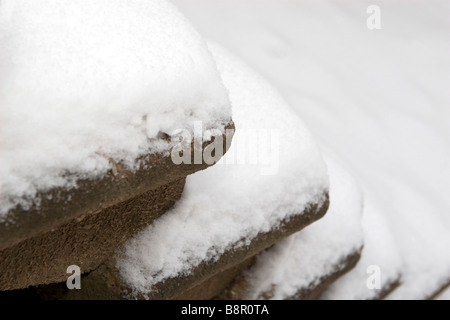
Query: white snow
[
  {"left": 435, "top": 287, "right": 450, "bottom": 300},
  {"left": 174, "top": 0, "right": 450, "bottom": 299},
  {"left": 240, "top": 156, "right": 364, "bottom": 300},
  {"left": 321, "top": 197, "right": 403, "bottom": 300},
  {"left": 116, "top": 43, "right": 329, "bottom": 297},
  {"left": 0, "top": 0, "right": 231, "bottom": 218}
]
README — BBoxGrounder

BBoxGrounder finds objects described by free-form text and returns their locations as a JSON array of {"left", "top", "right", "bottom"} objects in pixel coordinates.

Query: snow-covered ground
[{"left": 173, "top": 0, "right": 450, "bottom": 299}]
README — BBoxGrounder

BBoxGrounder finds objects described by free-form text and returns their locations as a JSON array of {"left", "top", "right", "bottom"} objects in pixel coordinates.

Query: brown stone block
[
  {"left": 34, "top": 195, "right": 329, "bottom": 300},
  {"left": 0, "top": 122, "right": 235, "bottom": 290},
  {"left": 0, "top": 122, "right": 234, "bottom": 251},
  {"left": 0, "top": 178, "right": 185, "bottom": 290},
  {"left": 219, "top": 247, "right": 362, "bottom": 300}
]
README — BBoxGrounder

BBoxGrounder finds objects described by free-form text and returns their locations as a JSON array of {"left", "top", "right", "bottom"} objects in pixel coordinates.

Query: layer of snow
[
  {"left": 435, "top": 287, "right": 450, "bottom": 300},
  {"left": 321, "top": 197, "right": 403, "bottom": 300},
  {"left": 116, "top": 43, "right": 329, "bottom": 297},
  {"left": 241, "top": 157, "right": 364, "bottom": 300},
  {"left": 174, "top": 0, "right": 450, "bottom": 299},
  {"left": 0, "top": 0, "right": 231, "bottom": 218}
]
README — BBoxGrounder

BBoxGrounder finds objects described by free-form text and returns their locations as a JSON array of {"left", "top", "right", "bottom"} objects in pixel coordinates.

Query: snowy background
[{"left": 171, "top": 0, "right": 450, "bottom": 299}]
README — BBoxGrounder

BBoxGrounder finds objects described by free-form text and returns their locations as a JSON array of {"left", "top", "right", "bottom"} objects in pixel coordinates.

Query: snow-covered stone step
[
  {"left": 174, "top": 1, "right": 450, "bottom": 300},
  {"left": 321, "top": 198, "right": 403, "bottom": 300},
  {"left": 34, "top": 42, "right": 330, "bottom": 300},
  {"left": 0, "top": 0, "right": 233, "bottom": 290},
  {"left": 425, "top": 282, "right": 450, "bottom": 300},
  {"left": 0, "top": 0, "right": 232, "bottom": 250},
  {"left": 433, "top": 285, "right": 450, "bottom": 300},
  {"left": 218, "top": 159, "right": 364, "bottom": 300},
  {"left": 0, "top": 132, "right": 235, "bottom": 291},
  {"left": 0, "top": 122, "right": 234, "bottom": 291},
  {"left": 33, "top": 253, "right": 257, "bottom": 300},
  {"left": 172, "top": 256, "right": 257, "bottom": 300},
  {"left": 390, "top": 279, "right": 450, "bottom": 300},
  {"left": 1, "top": 178, "right": 187, "bottom": 292},
  {"left": 39, "top": 206, "right": 326, "bottom": 300}
]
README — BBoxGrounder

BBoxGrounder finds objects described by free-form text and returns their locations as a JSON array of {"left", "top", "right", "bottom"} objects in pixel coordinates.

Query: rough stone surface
[
  {"left": 295, "top": 250, "right": 361, "bottom": 300},
  {"left": 0, "top": 122, "right": 234, "bottom": 251},
  {"left": 173, "top": 256, "right": 256, "bottom": 300},
  {"left": 376, "top": 279, "right": 401, "bottom": 300},
  {"left": 0, "top": 123, "right": 234, "bottom": 291},
  {"left": 218, "top": 248, "right": 362, "bottom": 300},
  {"left": 33, "top": 195, "right": 329, "bottom": 300},
  {"left": 0, "top": 178, "right": 186, "bottom": 290},
  {"left": 426, "top": 281, "right": 450, "bottom": 300}
]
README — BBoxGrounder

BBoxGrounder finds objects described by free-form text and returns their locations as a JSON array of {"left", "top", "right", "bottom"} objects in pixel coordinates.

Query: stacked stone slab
[
  {"left": 0, "top": 126, "right": 234, "bottom": 292},
  {"left": 28, "top": 41, "right": 338, "bottom": 301},
  {"left": 216, "top": 159, "right": 364, "bottom": 300},
  {"left": 35, "top": 198, "right": 329, "bottom": 300},
  {"left": 0, "top": 1, "right": 364, "bottom": 301}
]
